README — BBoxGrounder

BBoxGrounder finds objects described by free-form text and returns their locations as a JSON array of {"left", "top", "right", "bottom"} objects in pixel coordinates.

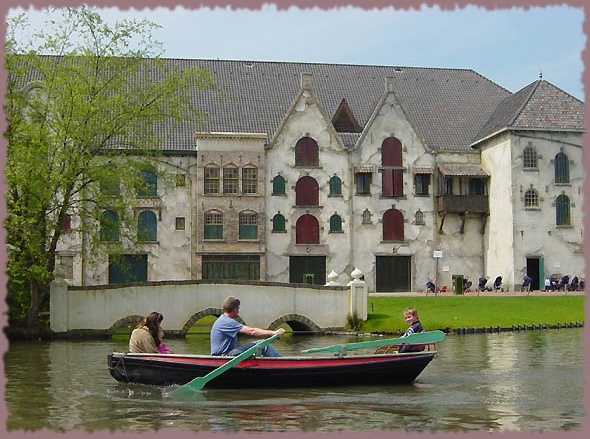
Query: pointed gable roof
[
  {"left": 472, "top": 80, "right": 585, "bottom": 146},
  {"left": 332, "top": 99, "right": 362, "bottom": 133},
  {"left": 268, "top": 71, "right": 345, "bottom": 150}
]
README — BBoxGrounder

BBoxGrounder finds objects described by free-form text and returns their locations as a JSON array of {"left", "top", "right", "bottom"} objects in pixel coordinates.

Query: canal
[{"left": 4, "top": 328, "right": 584, "bottom": 433}]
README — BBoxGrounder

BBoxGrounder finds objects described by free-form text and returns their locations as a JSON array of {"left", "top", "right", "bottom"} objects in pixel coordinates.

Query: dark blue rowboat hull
[{"left": 107, "top": 351, "right": 437, "bottom": 389}]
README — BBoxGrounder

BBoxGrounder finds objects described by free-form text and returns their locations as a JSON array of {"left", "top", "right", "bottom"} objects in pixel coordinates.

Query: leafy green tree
[{"left": 4, "top": 7, "right": 216, "bottom": 327}]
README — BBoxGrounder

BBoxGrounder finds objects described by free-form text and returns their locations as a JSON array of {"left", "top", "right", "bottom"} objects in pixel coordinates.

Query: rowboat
[{"left": 108, "top": 330, "right": 444, "bottom": 389}]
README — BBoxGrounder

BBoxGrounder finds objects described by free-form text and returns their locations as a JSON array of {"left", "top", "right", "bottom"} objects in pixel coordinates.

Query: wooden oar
[
  {"left": 171, "top": 333, "right": 280, "bottom": 396},
  {"left": 300, "top": 330, "right": 445, "bottom": 355}
]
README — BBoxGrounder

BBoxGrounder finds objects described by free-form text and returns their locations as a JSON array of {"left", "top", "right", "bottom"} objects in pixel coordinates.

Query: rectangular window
[
  {"left": 108, "top": 254, "right": 148, "bottom": 284},
  {"left": 204, "top": 212, "right": 223, "bottom": 239},
  {"left": 176, "top": 174, "right": 186, "bottom": 187},
  {"left": 415, "top": 174, "right": 430, "bottom": 196},
  {"left": 443, "top": 177, "right": 453, "bottom": 195},
  {"left": 202, "top": 255, "right": 260, "bottom": 280},
  {"left": 355, "top": 173, "right": 371, "bottom": 195},
  {"left": 175, "top": 217, "right": 186, "bottom": 230},
  {"left": 204, "top": 166, "right": 220, "bottom": 194},
  {"left": 242, "top": 167, "right": 258, "bottom": 194},
  {"left": 239, "top": 212, "right": 258, "bottom": 239},
  {"left": 223, "top": 167, "right": 239, "bottom": 195}
]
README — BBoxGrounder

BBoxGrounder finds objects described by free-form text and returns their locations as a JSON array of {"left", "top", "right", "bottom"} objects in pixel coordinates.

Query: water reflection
[{"left": 5, "top": 329, "right": 585, "bottom": 432}]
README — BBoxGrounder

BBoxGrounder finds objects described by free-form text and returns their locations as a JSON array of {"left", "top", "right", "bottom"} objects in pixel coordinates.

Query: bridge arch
[
  {"left": 268, "top": 314, "right": 321, "bottom": 332},
  {"left": 107, "top": 314, "right": 144, "bottom": 335},
  {"left": 179, "top": 308, "right": 247, "bottom": 336}
]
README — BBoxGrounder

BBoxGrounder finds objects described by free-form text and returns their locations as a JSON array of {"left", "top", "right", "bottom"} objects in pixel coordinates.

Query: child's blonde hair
[{"left": 403, "top": 306, "right": 418, "bottom": 317}]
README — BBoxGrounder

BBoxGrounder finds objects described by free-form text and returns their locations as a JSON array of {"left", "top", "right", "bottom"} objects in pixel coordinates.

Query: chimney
[
  {"left": 301, "top": 72, "right": 313, "bottom": 90},
  {"left": 386, "top": 76, "right": 395, "bottom": 92}
]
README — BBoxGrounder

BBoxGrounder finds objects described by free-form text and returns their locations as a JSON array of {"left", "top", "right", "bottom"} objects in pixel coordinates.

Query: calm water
[{"left": 4, "top": 328, "right": 585, "bottom": 433}]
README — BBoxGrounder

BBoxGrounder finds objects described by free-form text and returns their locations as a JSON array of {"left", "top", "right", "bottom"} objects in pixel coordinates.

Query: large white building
[{"left": 55, "top": 59, "right": 585, "bottom": 292}]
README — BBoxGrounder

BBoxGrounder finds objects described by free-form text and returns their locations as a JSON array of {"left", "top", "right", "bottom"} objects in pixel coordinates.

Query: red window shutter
[
  {"left": 382, "top": 137, "right": 403, "bottom": 197},
  {"left": 295, "top": 176, "right": 319, "bottom": 206},
  {"left": 383, "top": 209, "right": 404, "bottom": 241},
  {"left": 295, "top": 137, "right": 319, "bottom": 166},
  {"left": 393, "top": 169, "right": 404, "bottom": 197},
  {"left": 382, "top": 170, "right": 394, "bottom": 197},
  {"left": 296, "top": 214, "right": 320, "bottom": 244}
]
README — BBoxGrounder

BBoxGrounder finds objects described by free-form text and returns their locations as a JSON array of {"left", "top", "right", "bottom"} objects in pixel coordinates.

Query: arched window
[
  {"left": 383, "top": 208, "right": 404, "bottom": 241},
  {"left": 415, "top": 210, "right": 424, "bottom": 225},
  {"left": 295, "top": 137, "right": 319, "bottom": 167},
  {"left": 556, "top": 194, "right": 571, "bottom": 226},
  {"left": 272, "top": 175, "right": 286, "bottom": 195},
  {"left": 555, "top": 152, "right": 570, "bottom": 184},
  {"left": 100, "top": 210, "right": 120, "bottom": 241},
  {"left": 239, "top": 211, "right": 258, "bottom": 239},
  {"left": 329, "top": 214, "right": 343, "bottom": 233},
  {"left": 242, "top": 165, "right": 258, "bottom": 195},
  {"left": 138, "top": 168, "right": 157, "bottom": 197},
  {"left": 295, "top": 176, "right": 319, "bottom": 206},
  {"left": 204, "top": 165, "right": 220, "bottom": 194},
  {"left": 137, "top": 210, "right": 157, "bottom": 242},
  {"left": 523, "top": 145, "right": 538, "bottom": 169},
  {"left": 296, "top": 214, "right": 320, "bottom": 244},
  {"left": 381, "top": 137, "right": 403, "bottom": 197},
  {"left": 329, "top": 176, "right": 342, "bottom": 197},
  {"left": 362, "top": 209, "right": 372, "bottom": 224},
  {"left": 223, "top": 165, "right": 239, "bottom": 194},
  {"left": 272, "top": 213, "right": 286, "bottom": 232},
  {"left": 524, "top": 188, "right": 539, "bottom": 208},
  {"left": 204, "top": 210, "right": 223, "bottom": 239}
]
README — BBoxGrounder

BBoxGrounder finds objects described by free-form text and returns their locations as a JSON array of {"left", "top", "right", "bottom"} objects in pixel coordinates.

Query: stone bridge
[{"left": 49, "top": 269, "right": 368, "bottom": 337}]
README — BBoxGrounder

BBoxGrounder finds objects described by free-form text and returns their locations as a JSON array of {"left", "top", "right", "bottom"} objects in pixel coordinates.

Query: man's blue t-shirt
[{"left": 210, "top": 314, "right": 244, "bottom": 355}]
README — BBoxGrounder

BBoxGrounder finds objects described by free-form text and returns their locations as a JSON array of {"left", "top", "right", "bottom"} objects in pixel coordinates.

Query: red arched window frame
[
  {"left": 295, "top": 176, "right": 319, "bottom": 206},
  {"left": 295, "top": 137, "right": 319, "bottom": 166},
  {"left": 383, "top": 208, "right": 404, "bottom": 241},
  {"left": 296, "top": 214, "right": 320, "bottom": 244},
  {"left": 382, "top": 137, "right": 403, "bottom": 197}
]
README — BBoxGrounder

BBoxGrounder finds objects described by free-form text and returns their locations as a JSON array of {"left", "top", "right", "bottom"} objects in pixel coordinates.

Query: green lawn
[
  {"left": 364, "top": 296, "right": 585, "bottom": 333},
  {"left": 112, "top": 296, "right": 584, "bottom": 338}
]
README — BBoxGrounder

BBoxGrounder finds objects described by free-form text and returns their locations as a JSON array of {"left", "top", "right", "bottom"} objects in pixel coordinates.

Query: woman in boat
[
  {"left": 210, "top": 296, "right": 285, "bottom": 357},
  {"left": 129, "top": 311, "right": 171, "bottom": 353},
  {"left": 398, "top": 307, "right": 424, "bottom": 353}
]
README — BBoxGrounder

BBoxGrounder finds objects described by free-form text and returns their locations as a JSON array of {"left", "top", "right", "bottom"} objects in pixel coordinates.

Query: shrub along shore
[{"left": 362, "top": 295, "right": 585, "bottom": 335}]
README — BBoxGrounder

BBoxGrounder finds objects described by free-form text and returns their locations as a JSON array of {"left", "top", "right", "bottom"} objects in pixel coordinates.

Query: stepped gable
[
  {"left": 170, "top": 58, "right": 511, "bottom": 152},
  {"left": 472, "top": 80, "right": 585, "bottom": 146}
]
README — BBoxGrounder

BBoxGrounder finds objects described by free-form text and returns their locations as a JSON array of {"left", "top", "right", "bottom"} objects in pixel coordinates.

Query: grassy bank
[{"left": 363, "top": 296, "right": 585, "bottom": 333}]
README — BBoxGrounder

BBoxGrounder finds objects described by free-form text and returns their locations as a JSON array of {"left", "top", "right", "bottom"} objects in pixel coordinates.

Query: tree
[{"left": 4, "top": 7, "right": 216, "bottom": 327}]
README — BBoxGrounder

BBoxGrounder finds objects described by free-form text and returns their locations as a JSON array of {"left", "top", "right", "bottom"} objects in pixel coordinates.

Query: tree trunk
[{"left": 24, "top": 278, "right": 47, "bottom": 327}]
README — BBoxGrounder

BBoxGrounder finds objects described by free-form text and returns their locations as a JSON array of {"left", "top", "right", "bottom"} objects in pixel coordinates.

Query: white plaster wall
[
  {"left": 56, "top": 281, "right": 351, "bottom": 331},
  {"left": 481, "top": 137, "right": 515, "bottom": 289},
  {"left": 266, "top": 90, "right": 352, "bottom": 285},
  {"left": 510, "top": 132, "right": 585, "bottom": 284},
  {"left": 351, "top": 91, "right": 437, "bottom": 292},
  {"left": 73, "top": 155, "right": 197, "bottom": 286}
]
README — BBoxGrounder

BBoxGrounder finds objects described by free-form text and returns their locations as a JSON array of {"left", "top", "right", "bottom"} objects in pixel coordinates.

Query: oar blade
[{"left": 169, "top": 378, "right": 208, "bottom": 397}]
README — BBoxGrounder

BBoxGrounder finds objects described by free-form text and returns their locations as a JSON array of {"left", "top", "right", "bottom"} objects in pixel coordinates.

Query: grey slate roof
[
  {"left": 472, "top": 80, "right": 585, "bottom": 145},
  {"left": 17, "top": 57, "right": 584, "bottom": 153},
  {"left": 169, "top": 58, "right": 514, "bottom": 152}
]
